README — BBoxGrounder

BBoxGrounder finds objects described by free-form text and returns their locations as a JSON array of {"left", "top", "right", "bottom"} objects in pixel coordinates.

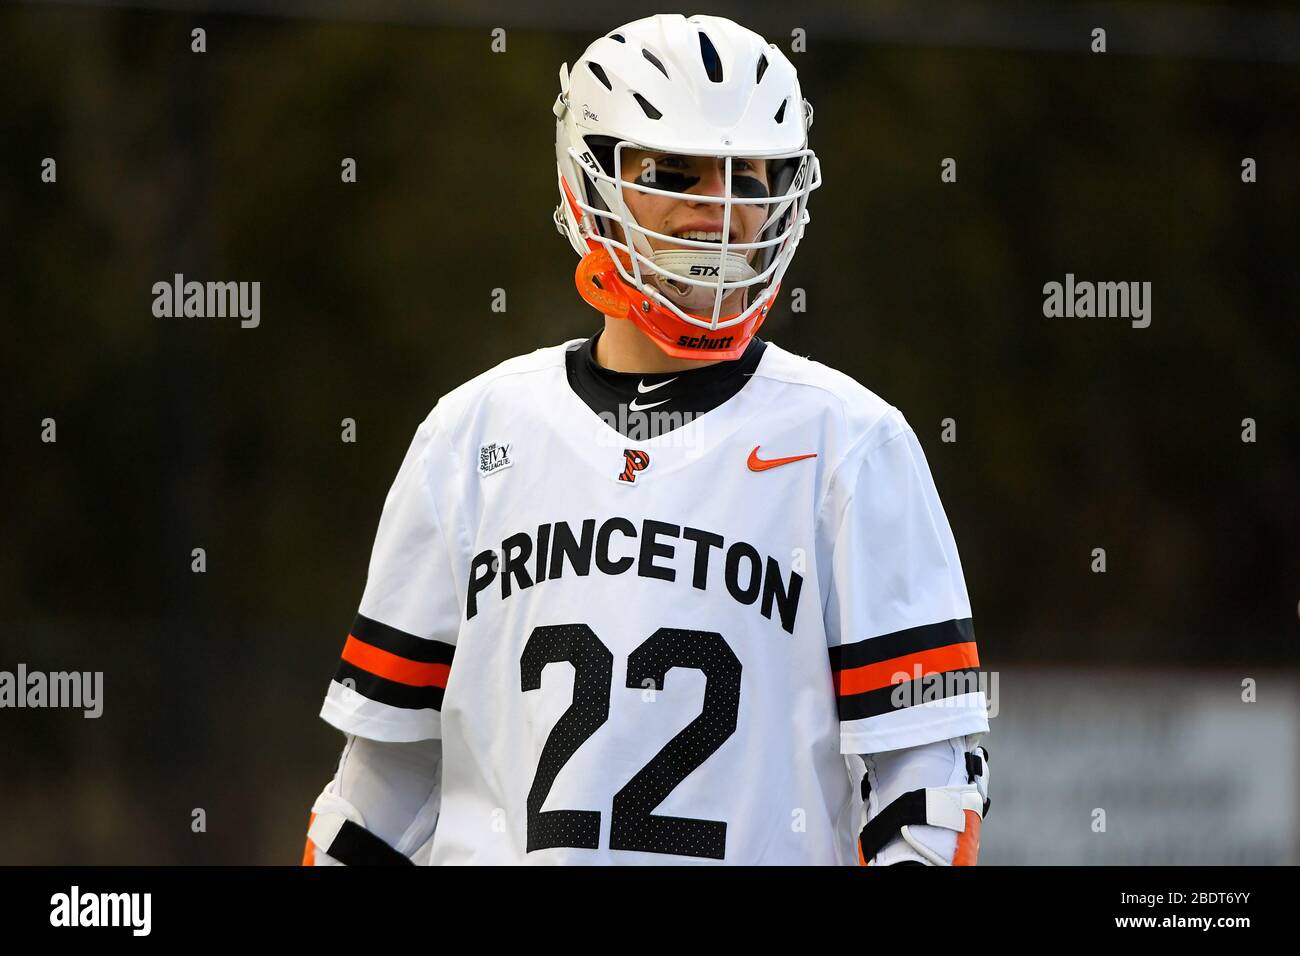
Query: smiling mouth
[{"left": 673, "top": 229, "right": 738, "bottom": 244}]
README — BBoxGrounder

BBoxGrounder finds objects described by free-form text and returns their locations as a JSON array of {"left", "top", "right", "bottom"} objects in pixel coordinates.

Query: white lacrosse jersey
[{"left": 320, "top": 336, "right": 988, "bottom": 864}]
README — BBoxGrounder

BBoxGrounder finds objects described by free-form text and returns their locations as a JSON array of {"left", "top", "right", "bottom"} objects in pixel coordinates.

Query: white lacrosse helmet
[{"left": 553, "top": 14, "right": 821, "bottom": 360}]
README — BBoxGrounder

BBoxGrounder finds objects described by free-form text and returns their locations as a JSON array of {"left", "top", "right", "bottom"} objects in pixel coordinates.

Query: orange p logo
[{"left": 619, "top": 449, "right": 651, "bottom": 483}]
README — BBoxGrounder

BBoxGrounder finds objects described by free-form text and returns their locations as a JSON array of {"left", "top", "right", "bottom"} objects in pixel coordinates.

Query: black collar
[{"left": 565, "top": 329, "right": 767, "bottom": 439}]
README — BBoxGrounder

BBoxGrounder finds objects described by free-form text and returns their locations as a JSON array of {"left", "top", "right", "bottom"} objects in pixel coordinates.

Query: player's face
[{"left": 617, "top": 149, "right": 771, "bottom": 263}]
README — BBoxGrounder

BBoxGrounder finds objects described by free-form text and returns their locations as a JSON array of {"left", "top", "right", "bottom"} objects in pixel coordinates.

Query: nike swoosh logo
[
  {"left": 629, "top": 396, "right": 670, "bottom": 411},
  {"left": 637, "top": 378, "right": 677, "bottom": 394},
  {"left": 747, "top": 446, "right": 818, "bottom": 472}
]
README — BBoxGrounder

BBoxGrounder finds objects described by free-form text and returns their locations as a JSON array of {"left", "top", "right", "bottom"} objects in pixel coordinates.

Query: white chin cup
[{"left": 648, "top": 249, "right": 757, "bottom": 311}]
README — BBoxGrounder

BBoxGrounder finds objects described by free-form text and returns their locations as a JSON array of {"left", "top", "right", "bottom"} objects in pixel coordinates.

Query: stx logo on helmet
[
  {"left": 618, "top": 449, "right": 651, "bottom": 483},
  {"left": 688, "top": 264, "right": 721, "bottom": 277},
  {"left": 790, "top": 161, "right": 807, "bottom": 193}
]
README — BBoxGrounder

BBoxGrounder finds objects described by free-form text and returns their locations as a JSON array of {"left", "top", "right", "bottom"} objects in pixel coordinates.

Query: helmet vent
[
  {"left": 642, "top": 48, "right": 669, "bottom": 78},
  {"left": 698, "top": 32, "right": 724, "bottom": 82},
  {"left": 632, "top": 92, "right": 663, "bottom": 120},
  {"left": 756, "top": 53, "right": 769, "bottom": 84},
  {"left": 609, "top": 33, "right": 626, "bottom": 43},
  {"left": 586, "top": 61, "right": 612, "bottom": 91},
  {"left": 774, "top": 98, "right": 788, "bottom": 123}
]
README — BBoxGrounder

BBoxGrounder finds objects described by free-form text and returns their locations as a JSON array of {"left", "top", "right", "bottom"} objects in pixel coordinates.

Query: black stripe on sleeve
[
  {"left": 351, "top": 613, "right": 455, "bottom": 665},
  {"left": 334, "top": 660, "right": 446, "bottom": 712},
  {"left": 828, "top": 617, "right": 974, "bottom": 672},
  {"left": 837, "top": 668, "right": 981, "bottom": 722}
]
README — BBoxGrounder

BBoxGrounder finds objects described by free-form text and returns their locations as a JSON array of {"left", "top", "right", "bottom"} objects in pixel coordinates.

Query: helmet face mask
[
  {"left": 583, "top": 139, "right": 816, "bottom": 319},
  {"left": 553, "top": 14, "right": 821, "bottom": 360}
]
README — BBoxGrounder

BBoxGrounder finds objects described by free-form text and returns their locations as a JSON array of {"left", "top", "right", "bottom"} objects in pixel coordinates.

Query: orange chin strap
[
  {"left": 574, "top": 248, "right": 773, "bottom": 362},
  {"left": 575, "top": 249, "right": 632, "bottom": 319}
]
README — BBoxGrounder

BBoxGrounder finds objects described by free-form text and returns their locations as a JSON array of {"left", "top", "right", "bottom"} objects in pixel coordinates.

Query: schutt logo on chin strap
[{"left": 618, "top": 449, "right": 651, "bottom": 483}]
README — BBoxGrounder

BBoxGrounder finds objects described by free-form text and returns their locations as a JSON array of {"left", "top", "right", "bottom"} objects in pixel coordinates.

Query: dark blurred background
[{"left": 2, "top": 0, "right": 1297, "bottom": 864}]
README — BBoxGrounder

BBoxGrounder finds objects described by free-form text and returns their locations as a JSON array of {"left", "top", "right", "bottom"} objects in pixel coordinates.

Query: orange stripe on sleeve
[
  {"left": 834, "top": 641, "right": 979, "bottom": 697},
  {"left": 341, "top": 634, "right": 451, "bottom": 688}
]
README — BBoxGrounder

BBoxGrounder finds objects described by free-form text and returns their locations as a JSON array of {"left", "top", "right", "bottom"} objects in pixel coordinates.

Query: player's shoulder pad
[
  {"left": 755, "top": 341, "right": 911, "bottom": 468},
  {"left": 415, "top": 340, "right": 579, "bottom": 439}
]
